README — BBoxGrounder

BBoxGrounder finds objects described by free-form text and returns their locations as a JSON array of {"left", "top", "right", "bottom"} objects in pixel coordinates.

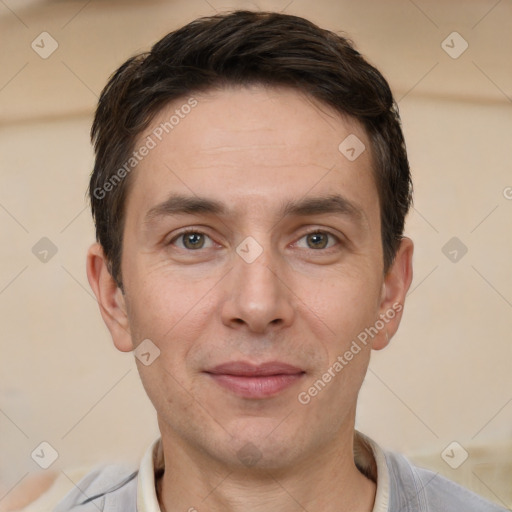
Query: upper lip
[{"left": 205, "top": 361, "right": 305, "bottom": 376}]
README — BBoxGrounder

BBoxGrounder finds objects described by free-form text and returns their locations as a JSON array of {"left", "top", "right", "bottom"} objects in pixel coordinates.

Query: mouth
[{"left": 204, "top": 361, "right": 306, "bottom": 399}]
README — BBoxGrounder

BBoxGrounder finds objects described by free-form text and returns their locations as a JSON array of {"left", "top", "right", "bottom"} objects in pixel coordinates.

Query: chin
[{"left": 216, "top": 422, "right": 305, "bottom": 471}]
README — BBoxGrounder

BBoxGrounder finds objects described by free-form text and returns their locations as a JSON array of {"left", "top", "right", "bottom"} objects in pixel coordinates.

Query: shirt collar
[
  {"left": 357, "top": 430, "right": 390, "bottom": 512},
  {"left": 137, "top": 431, "right": 390, "bottom": 512},
  {"left": 137, "top": 436, "right": 162, "bottom": 512}
]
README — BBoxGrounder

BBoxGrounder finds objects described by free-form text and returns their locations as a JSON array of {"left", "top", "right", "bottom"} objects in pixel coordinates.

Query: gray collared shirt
[{"left": 53, "top": 433, "right": 509, "bottom": 511}]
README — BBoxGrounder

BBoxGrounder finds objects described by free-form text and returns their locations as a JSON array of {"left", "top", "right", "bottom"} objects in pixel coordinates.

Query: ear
[
  {"left": 86, "top": 242, "right": 133, "bottom": 352},
  {"left": 372, "top": 237, "right": 414, "bottom": 350}
]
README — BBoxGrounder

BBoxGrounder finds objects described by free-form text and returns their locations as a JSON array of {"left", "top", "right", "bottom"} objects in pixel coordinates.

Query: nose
[{"left": 220, "top": 240, "right": 295, "bottom": 334}]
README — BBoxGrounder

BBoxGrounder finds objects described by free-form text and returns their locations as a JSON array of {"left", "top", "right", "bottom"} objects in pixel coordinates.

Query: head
[{"left": 87, "top": 10, "right": 413, "bottom": 471}]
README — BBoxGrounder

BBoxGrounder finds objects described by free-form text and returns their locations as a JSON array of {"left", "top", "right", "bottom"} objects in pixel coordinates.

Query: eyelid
[
  {"left": 293, "top": 228, "right": 342, "bottom": 250},
  {"left": 168, "top": 227, "right": 217, "bottom": 249},
  {"left": 167, "top": 226, "right": 344, "bottom": 251}
]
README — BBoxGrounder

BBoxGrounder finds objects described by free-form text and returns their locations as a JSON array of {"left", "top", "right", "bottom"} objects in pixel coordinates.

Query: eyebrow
[
  {"left": 144, "top": 194, "right": 226, "bottom": 225},
  {"left": 143, "top": 193, "right": 366, "bottom": 227},
  {"left": 280, "top": 194, "right": 364, "bottom": 224}
]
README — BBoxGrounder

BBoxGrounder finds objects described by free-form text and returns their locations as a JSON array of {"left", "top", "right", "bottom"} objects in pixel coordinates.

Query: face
[{"left": 88, "top": 85, "right": 413, "bottom": 471}]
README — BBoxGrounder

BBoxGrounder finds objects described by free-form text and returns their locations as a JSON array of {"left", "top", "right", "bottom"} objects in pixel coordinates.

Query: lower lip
[{"left": 207, "top": 373, "right": 304, "bottom": 399}]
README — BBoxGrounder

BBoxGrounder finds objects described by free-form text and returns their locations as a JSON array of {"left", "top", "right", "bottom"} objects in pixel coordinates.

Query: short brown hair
[{"left": 89, "top": 10, "right": 413, "bottom": 290}]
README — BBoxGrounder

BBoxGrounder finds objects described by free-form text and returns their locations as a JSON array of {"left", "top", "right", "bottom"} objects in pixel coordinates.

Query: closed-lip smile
[{"left": 205, "top": 361, "right": 305, "bottom": 399}]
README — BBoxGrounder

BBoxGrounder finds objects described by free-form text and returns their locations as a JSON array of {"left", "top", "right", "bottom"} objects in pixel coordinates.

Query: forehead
[{"left": 125, "top": 85, "right": 379, "bottom": 226}]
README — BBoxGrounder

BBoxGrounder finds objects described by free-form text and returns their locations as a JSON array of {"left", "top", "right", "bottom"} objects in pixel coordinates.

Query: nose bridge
[
  {"left": 236, "top": 237, "right": 279, "bottom": 293},
  {"left": 221, "top": 233, "right": 294, "bottom": 332}
]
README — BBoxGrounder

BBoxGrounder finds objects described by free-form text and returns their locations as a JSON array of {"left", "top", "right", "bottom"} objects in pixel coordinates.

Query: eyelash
[
  {"left": 168, "top": 228, "right": 342, "bottom": 252},
  {"left": 169, "top": 229, "right": 217, "bottom": 250},
  {"left": 294, "top": 229, "right": 341, "bottom": 251}
]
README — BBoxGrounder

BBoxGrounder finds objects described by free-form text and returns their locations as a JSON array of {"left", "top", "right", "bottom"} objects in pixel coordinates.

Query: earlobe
[
  {"left": 373, "top": 237, "right": 414, "bottom": 351},
  {"left": 86, "top": 243, "right": 133, "bottom": 352}
]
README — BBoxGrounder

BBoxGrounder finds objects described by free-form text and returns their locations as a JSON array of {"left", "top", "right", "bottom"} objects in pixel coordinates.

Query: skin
[
  {"left": 87, "top": 85, "right": 413, "bottom": 512},
  {"left": 0, "top": 471, "right": 58, "bottom": 511}
]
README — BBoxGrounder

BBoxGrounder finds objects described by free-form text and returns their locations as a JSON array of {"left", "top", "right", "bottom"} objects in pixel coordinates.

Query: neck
[{"left": 156, "top": 428, "right": 376, "bottom": 512}]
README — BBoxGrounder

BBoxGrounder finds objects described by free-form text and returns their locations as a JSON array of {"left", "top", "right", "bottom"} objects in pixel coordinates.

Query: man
[{"left": 54, "top": 10, "right": 507, "bottom": 512}]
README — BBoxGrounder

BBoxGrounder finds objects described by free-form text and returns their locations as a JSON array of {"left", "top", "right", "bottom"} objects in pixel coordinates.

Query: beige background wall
[{"left": 1, "top": 0, "right": 511, "bottom": 508}]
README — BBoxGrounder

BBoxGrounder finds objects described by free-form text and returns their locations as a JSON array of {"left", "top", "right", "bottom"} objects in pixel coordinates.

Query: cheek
[
  {"left": 128, "top": 277, "right": 211, "bottom": 411},
  {"left": 127, "top": 259, "right": 207, "bottom": 332},
  {"left": 299, "top": 279, "right": 377, "bottom": 403},
  {"left": 123, "top": 273, "right": 213, "bottom": 389},
  {"left": 302, "top": 266, "right": 382, "bottom": 340}
]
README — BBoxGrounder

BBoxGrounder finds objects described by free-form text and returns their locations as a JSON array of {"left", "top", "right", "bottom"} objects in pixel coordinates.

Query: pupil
[
  {"left": 186, "top": 233, "right": 203, "bottom": 248},
  {"left": 309, "top": 233, "right": 326, "bottom": 249}
]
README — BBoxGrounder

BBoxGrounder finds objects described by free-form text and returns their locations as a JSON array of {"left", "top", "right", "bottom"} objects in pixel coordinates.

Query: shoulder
[
  {"left": 384, "top": 450, "right": 508, "bottom": 511},
  {"left": 52, "top": 464, "right": 138, "bottom": 512}
]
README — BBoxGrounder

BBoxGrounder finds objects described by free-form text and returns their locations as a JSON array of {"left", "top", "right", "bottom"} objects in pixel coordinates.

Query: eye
[
  {"left": 295, "top": 230, "right": 340, "bottom": 250},
  {"left": 169, "top": 230, "right": 215, "bottom": 250}
]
